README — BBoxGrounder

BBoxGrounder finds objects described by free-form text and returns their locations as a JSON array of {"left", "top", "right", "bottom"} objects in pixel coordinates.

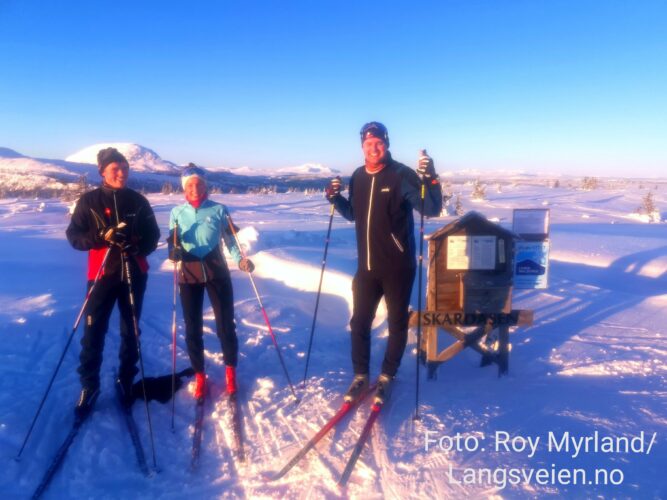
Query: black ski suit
[
  {"left": 66, "top": 185, "right": 160, "bottom": 390},
  {"left": 331, "top": 154, "right": 442, "bottom": 377}
]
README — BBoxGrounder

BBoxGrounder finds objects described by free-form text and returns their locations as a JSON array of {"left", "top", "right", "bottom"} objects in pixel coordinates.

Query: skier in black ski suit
[
  {"left": 66, "top": 147, "right": 160, "bottom": 419},
  {"left": 326, "top": 122, "right": 442, "bottom": 404}
]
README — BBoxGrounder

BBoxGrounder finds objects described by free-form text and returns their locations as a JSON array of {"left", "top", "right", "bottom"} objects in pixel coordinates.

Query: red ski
[
  {"left": 337, "top": 402, "right": 382, "bottom": 487},
  {"left": 271, "top": 385, "right": 374, "bottom": 480}
]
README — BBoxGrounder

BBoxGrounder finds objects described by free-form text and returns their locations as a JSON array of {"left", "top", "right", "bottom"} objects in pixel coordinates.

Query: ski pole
[
  {"left": 16, "top": 247, "right": 112, "bottom": 460},
  {"left": 170, "top": 223, "right": 178, "bottom": 432},
  {"left": 122, "top": 252, "right": 158, "bottom": 470},
  {"left": 225, "top": 214, "right": 299, "bottom": 401},
  {"left": 414, "top": 149, "right": 427, "bottom": 421},
  {"left": 302, "top": 203, "right": 335, "bottom": 386}
]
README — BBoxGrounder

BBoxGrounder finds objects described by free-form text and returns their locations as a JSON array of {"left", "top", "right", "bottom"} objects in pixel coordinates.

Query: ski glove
[
  {"left": 239, "top": 257, "right": 255, "bottom": 273},
  {"left": 121, "top": 242, "right": 139, "bottom": 255},
  {"left": 416, "top": 150, "right": 437, "bottom": 179},
  {"left": 325, "top": 176, "right": 342, "bottom": 202},
  {"left": 169, "top": 246, "right": 183, "bottom": 262},
  {"left": 100, "top": 222, "right": 128, "bottom": 247}
]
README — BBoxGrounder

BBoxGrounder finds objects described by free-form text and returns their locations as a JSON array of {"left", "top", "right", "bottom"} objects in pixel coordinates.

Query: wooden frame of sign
[{"left": 412, "top": 212, "right": 534, "bottom": 378}]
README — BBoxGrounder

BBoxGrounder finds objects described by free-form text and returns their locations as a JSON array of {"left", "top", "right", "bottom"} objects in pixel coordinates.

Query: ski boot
[
  {"left": 74, "top": 386, "right": 100, "bottom": 422},
  {"left": 115, "top": 376, "right": 134, "bottom": 408},
  {"left": 226, "top": 366, "right": 237, "bottom": 395},
  {"left": 194, "top": 371, "right": 207, "bottom": 402},
  {"left": 344, "top": 374, "right": 369, "bottom": 403},
  {"left": 374, "top": 373, "right": 393, "bottom": 405}
]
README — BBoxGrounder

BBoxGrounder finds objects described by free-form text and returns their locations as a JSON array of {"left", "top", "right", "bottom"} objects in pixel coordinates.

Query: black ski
[
  {"left": 31, "top": 417, "right": 86, "bottom": 499},
  {"left": 271, "top": 384, "right": 375, "bottom": 481},
  {"left": 338, "top": 401, "right": 382, "bottom": 487},
  {"left": 190, "top": 398, "right": 205, "bottom": 470},
  {"left": 228, "top": 392, "right": 246, "bottom": 463},
  {"left": 115, "top": 380, "right": 151, "bottom": 477}
]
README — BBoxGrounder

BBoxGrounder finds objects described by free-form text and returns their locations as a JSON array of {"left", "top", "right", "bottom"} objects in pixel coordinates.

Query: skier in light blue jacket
[{"left": 168, "top": 164, "right": 254, "bottom": 400}]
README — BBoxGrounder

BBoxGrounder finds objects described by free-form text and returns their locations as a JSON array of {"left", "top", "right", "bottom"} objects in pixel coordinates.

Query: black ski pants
[
  {"left": 349, "top": 267, "right": 416, "bottom": 377},
  {"left": 79, "top": 271, "right": 147, "bottom": 391},
  {"left": 179, "top": 275, "right": 238, "bottom": 373}
]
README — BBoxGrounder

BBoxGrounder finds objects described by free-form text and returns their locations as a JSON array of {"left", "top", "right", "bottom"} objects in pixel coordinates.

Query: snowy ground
[{"left": 0, "top": 183, "right": 666, "bottom": 498}]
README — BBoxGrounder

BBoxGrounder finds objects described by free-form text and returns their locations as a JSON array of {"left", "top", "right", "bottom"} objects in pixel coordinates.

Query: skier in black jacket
[
  {"left": 326, "top": 122, "right": 442, "bottom": 404},
  {"left": 66, "top": 147, "right": 160, "bottom": 419}
]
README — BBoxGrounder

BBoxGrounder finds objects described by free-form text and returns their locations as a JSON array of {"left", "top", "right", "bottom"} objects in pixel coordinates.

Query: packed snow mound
[
  {"left": 0, "top": 147, "right": 25, "bottom": 159},
  {"left": 66, "top": 143, "right": 179, "bottom": 173}
]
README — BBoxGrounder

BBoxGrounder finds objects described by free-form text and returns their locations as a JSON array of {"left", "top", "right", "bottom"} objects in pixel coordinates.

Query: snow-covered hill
[
  {"left": 0, "top": 145, "right": 341, "bottom": 196},
  {"left": 0, "top": 153, "right": 96, "bottom": 195},
  {"left": 66, "top": 143, "right": 179, "bottom": 174},
  {"left": 210, "top": 162, "right": 341, "bottom": 178},
  {"left": 0, "top": 147, "right": 25, "bottom": 159}
]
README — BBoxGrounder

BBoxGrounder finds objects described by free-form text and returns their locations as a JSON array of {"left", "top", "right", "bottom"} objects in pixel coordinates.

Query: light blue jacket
[{"left": 169, "top": 199, "right": 242, "bottom": 264}]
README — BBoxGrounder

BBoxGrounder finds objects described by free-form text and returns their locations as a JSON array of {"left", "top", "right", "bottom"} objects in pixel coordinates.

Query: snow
[
  {"left": 213, "top": 163, "right": 342, "bottom": 178},
  {"left": 0, "top": 182, "right": 665, "bottom": 498},
  {"left": 0, "top": 146, "right": 342, "bottom": 197},
  {"left": 66, "top": 143, "right": 179, "bottom": 174}
]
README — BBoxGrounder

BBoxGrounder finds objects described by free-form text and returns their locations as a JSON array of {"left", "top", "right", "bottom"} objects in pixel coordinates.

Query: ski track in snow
[{"left": 1, "top": 188, "right": 666, "bottom": 498}]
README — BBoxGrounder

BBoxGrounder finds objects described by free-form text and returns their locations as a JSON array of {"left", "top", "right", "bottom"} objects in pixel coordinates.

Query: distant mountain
[
  {"left": 66, "top": 143, "right": 179, "bottom": 174},
  {"left": 0, "top": 147, "right": 26, "bottom": 159},
  {"left": 5, "top": 143, "right": 624, "bottom": 199},
  {"left": 217, "top": 163, "right": 341, "bottom": 178},
  {"left": 0, "top": 145, "right": 341, "bottom": 197},
  {"left": 275, "top": 163, "right": 341, "bottom": 177},
  {"left": 0, "top": 149, "right": 98, "bottom": 195}
]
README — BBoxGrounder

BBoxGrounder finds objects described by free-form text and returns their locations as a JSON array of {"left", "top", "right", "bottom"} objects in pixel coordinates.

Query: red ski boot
[{"left": 194, "top": 371, "right": 206, "bottom": 401}]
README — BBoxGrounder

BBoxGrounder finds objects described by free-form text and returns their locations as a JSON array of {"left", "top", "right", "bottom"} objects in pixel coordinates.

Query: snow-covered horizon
[{"left": 3, "top": 144, "right": 667, "bottom": 184}]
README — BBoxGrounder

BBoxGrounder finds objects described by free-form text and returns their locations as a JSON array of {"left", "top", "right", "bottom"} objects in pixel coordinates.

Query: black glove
[
  {"left": 99, "top": 222, "right": 128, "bottom": 247},
  {"left": 167, "top": 228, "right": 182, "bottom": 261},
  {"left": 239, "top": 258, "right": 254, "bottom": 273},
  {"left": 121, "top": 243, "right": 139, "bottom": 255},
  {"left": 416, "top": 149, "right": 437, "bottom": 179},
  {"left": 169, "top": 245, "right": 183, "bottom": 262},
  {"left": 325, "top": 176, "right": 342, "bottom": 202}
]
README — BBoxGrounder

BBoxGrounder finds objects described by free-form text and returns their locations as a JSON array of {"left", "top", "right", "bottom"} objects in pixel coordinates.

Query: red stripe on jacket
[{"left": 87, "top": 247, "right": 149, "bottom": 280}]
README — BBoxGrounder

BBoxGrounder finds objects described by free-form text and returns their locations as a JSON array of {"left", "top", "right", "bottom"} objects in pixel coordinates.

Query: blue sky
[{"left": 1, "top": 0, "right": 665, "bottom": 175}]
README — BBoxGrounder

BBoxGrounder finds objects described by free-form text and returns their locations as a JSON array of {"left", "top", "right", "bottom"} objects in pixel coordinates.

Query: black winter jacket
[
  {"left": 66, "top": 185, "right": 161, "bottom": 280},
  {"left": 332, "top": 155, "right": 442, "bottom": 273}
]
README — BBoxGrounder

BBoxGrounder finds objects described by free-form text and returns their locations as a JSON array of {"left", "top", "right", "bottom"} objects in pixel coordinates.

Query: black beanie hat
[
  {"left": 360, "top": 122, "right": 390, "bottom": 147},
  {"left": 97, "top": 147, "right": 128, "bottom": 174}
]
